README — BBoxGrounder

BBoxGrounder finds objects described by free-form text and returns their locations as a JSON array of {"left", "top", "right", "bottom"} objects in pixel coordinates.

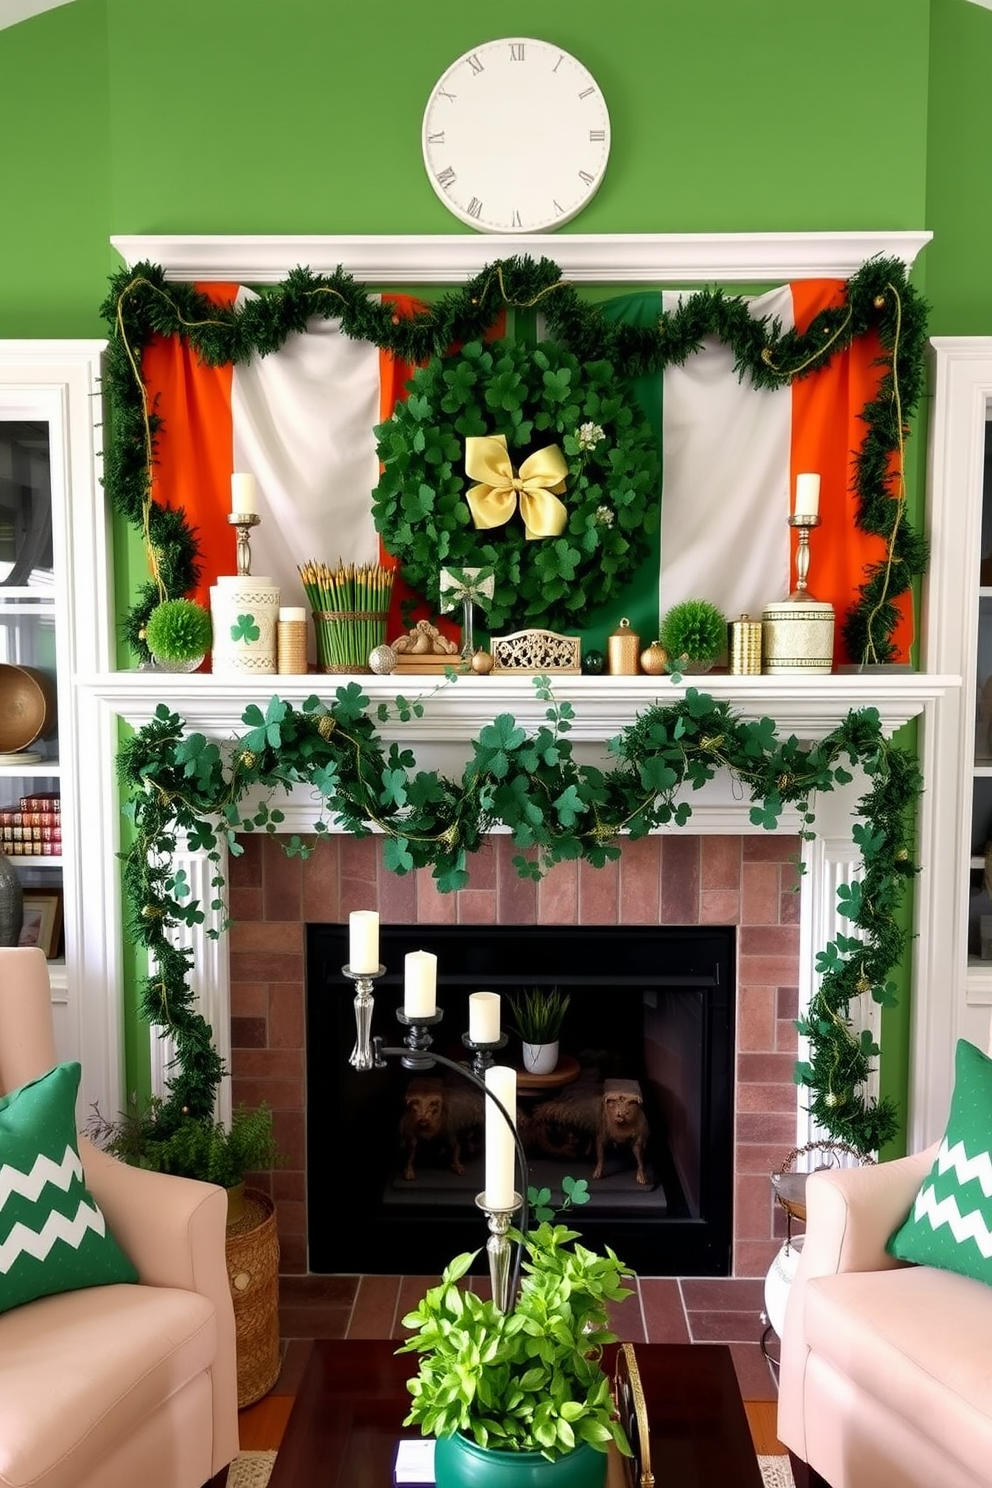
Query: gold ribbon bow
[{"left": 464, "top": 434, "right": 569, "bottom": 540}]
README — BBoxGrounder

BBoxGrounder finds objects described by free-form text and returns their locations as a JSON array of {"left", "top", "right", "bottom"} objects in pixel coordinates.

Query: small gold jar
[
  {"left": 729, "top": 614, "right": 762, "bottom": 675},
  {"left": 607, "top": 617, "right": 640, "bottom": 676}
]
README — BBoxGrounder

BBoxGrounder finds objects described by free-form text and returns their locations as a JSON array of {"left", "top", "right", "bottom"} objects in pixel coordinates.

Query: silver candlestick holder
[
  {"left": 228, "top": 510, "right": 260, "bottom": 577},
  {"left": 761, "top": 511, "right": 835, "bottom": 674},
  {"left": 343, "top": 964, "right": 386, "bottom": 1071},
  {"left": 476, "top": 1192, "right": 523, "bottom": 1314},
  {"left": 461, "top": 1030, "right": 509, "bottom": 1076}
]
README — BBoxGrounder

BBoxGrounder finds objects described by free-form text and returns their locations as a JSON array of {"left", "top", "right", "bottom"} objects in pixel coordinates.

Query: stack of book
[{"left": 0, "top": 794, "right": 61, "bottom": 855}]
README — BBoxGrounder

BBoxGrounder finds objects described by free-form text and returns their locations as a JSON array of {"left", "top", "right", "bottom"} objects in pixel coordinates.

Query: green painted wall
[{"left": 2, "top": 0, "right": 990, "bottom": 1147}]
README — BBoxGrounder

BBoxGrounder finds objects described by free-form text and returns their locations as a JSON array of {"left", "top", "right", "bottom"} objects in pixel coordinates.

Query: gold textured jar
[
  {"left": 607, "top": 617, "right": 640, "bottom": 676},
  {"left": 729, "top": 614, "right": 762, "bottom": 675}
]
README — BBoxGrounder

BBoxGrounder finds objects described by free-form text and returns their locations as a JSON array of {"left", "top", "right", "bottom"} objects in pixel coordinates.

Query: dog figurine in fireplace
[
  {"left": 528, "top": 1077, "right": 650, "bottom": 1186},
  {"left": 399, "top": 1076, "right": 483, "bottom": 1181}
]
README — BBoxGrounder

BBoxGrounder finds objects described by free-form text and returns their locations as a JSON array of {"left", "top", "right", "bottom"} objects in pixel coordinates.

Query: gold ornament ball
[
  {"left": 471, "top": 649, "right": 494, "bottom": 675},
  {"left": 640, "top": 641, "right": 669, "bottom": 676}
]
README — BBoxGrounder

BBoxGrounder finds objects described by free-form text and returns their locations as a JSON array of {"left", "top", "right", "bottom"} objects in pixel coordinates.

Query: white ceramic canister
[{"left": 210, "top": 575, "right": 280, "bottom": 675}]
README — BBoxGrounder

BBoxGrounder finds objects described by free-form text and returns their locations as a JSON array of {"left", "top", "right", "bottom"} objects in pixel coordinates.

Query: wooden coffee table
[{"left": 267, "top": 1339, "right": 763, "bottom": 1487}]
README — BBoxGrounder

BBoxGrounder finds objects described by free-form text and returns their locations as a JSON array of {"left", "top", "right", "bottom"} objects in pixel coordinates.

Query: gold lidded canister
[
  {"left": 607, "top": 617, "right": 640, "bottom": 676},
  {"left": 730, "top": 614, "right": 762, "bottom": 675}
]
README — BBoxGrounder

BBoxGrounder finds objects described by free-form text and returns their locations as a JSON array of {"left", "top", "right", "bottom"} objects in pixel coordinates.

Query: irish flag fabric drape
[{"left": 141, "top": 277, "right": 910, "bottom": 666}]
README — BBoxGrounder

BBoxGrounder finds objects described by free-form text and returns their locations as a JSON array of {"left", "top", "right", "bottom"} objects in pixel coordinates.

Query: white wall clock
[{"left": 421, "top": 38, "right": 611, "bottom": 234}]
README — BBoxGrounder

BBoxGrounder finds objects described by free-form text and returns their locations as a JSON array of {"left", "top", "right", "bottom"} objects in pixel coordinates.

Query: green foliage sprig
[
  {"left": 145, "top": 597, "right": 212, "bottom": 663},
  {"left": 659, "top": 599, "right": 728, "bottom": 666},
  {"left": 397, "top": 1220, "right": 634, "bottom": 1459},
  {"left": 118, "top": 677, "right": 920, "bottom": 1155},
  {"left": 508, "top": 987, "right": 572, "bottom": 1045},
  {"left": 101, "top": 253, "right": 928, "bottom": 665},
  {"left": 89, "top": 1097, "right": 279, "bottom": 1188},
  {"left": 372, "top": 340, "right": 659, "bottom": 630}
]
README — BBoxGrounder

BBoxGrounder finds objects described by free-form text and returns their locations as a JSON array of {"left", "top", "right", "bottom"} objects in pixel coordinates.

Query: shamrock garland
[
  {"left": 101, "top": 252, "right": 928, "bottom": 665},
  {"left": 118, "top": 678, "right": 920, "bottom": 1156},
  {"left": 372, "top": 340, "right": 659, "bottom": 631}
]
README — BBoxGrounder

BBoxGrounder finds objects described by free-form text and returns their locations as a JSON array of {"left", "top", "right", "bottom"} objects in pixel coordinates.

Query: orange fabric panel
[
  {"left": 790, "top": 280, "right": 912, "bottom": 665},
  {"left": 140, "top": 282, "right": 237, "bottom": 609}
]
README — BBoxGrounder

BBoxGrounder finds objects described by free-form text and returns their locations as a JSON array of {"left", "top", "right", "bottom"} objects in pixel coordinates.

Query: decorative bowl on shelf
[{"left": 0, "top": 664, "right": 57, "bottom": 752}]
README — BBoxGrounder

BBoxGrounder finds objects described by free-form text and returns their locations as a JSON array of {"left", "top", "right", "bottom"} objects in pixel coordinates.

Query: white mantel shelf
[
  {"left": 81, "top": 670, "right": 959, "bottom": 745},
  {"left": 109, "top": 230, "right": 932, "bottom": 285}
]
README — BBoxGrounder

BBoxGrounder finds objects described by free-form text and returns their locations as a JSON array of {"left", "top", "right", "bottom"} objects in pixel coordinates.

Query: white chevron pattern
[
  {"left": 935, "top": 1137, "right": 992, "bottom": 1197},
  {"left": 913, "top": 1183, "right": 992, "bottom": 1258},
  {"left": 0, "top": 1145, "right": 82, "bottom": 1210},
  {"left": 0, "top": 1197, "right": 106, "bottom": 1273}
]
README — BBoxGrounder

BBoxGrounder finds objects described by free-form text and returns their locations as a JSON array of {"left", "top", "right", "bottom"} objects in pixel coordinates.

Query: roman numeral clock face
[{"left": 422, "top": 39, "right": 611, "bottom": 233}]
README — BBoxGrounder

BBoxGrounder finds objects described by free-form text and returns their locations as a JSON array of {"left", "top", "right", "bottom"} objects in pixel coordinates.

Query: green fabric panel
[
  {"left": 0, "top": 1062, "right": 137, "bottom": 1314},
  {"left": 582, "top": 292, "right": 664, "bottom": 650},
  {"left": 888, "top": 1039, "right": 992, "bottom": 1283}
]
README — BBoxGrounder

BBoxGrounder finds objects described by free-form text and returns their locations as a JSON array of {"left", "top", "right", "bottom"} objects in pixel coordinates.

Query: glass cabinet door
[{"left": 0, "top": 415, "right": 62, "bottom": 955}]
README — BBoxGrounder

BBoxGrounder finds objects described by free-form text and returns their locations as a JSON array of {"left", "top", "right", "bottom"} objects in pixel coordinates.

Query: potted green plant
[
  {"left": 658, "top": 598, "right": 728, "bottom": 673},
  {"left": 398, "top": 1218, "right": 634, "bottom": 1488},
  {"left": 508, "top": 987, "right": 571, "bottom": 1075},
  {"left": 144, "top": 596, "right": 212, "bottom": 671}
]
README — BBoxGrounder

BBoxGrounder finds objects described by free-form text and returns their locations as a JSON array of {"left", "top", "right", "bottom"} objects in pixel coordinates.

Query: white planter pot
[{"left": 521, "top": 1040, "right": 559, "bottom": 1075}]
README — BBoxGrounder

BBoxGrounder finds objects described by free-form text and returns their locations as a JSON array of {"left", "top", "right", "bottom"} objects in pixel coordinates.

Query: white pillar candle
[
  {"left": 469, "top": 991, "right": 501, "bottom": 1044},
  {"left": 484, "top": 1065, "right": 517, "bottom": 1211},
  {"left": 348, "top": 910, "right": 379, "bottom": 974},
  {"left": 231, "top": 472, "right": 257, "bottom": 515},
  {"left": 794, "top": 472, "right": 820, "bottom": 518},
  {"left": 404, "top": 950, "right": 437, "bottom": 1018}
]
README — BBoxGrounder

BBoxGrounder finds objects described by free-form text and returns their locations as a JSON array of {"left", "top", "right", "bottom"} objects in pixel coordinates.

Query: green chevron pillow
[
  {"left": 888, "top": 1038, "right": 992, "bottom": 1284},
  {"left": 0, "top": 1061, "right": 137, "bottom": 1314}
]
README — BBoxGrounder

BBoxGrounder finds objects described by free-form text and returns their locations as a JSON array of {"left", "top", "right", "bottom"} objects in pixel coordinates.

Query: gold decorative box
[{"left": 490, "top": 629, "right": 581, "bottom": 674}]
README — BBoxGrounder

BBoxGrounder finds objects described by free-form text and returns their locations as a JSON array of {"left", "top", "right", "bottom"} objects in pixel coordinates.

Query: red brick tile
[
  {"left": 734, "top": 1239, "right": 783, "bottom": 1279},
  {"left": 300, "top": 839, "right": 340, "bottom": 923},
  {"left": 680, "top": 1277, "right": 764, "bottom": 1312},
  {"left": 229, "top": 886, "right": 264, "bottom": 922},
  {"left": 231, "top": 980, "right": 268, "bottom": 1018},
  {"left": 275, "top": 1198, "right": 306, "bottom": 1239},
  {"left": 618, "top": 836, "right": 661, "bottom": 923},
  {"left": 235, "top": 1076, "right": 305, "bottom": 1111},
  {"left": 700, "top": 889, "right": 740, "bottom": 923},
  {"left": 232, "top": 1048, "right": 304, "bottom": 1079},
  {"left": 230, "top": 834, "right": 262, "bottom": 886},
  {"left": 737, "top": 1083, "right": 799, "bottom": 1114},
  {"left": 271, "top": 1169, "right": 305, "bottom": 1202},
  {"left": 639, "top": 1278, "right": 690, "bottom": 1338},
  {"left": 741, "top": 861, "right": 780, "bottom": 926},
  {"left": 497, "top": 838, "right": 539, "bottom": 923},
  {"left": 735, "top": 1142, "right": 798, "bottom": 1176},
  {"left": 734, "top": 1174, "right": 775, "bottom": 1238},
  {"left": 729, "top": 1341, "right": 777, "bottom": 1401},
  {"left": 277, "top": 1237, "right": 307, "bottom": 1276},
  {"left": 687, "top": 1309, "right": 764, "bottom": 1344},
  {"left": 608, "top": 1287, "right": 646, "bottom": 1342},
  {"left": 349, "top": 1275, "right": 402, "bottom": 1339},
  {"left": 269, "top": 983, "right": 305, "bottom": 1049},
  {"left": 738, "top": 1052, "right": 799, "bottom": 1084},
  {"left": 339, "top": 834, "right": 379, "bottom": 882},
  {"left": 231, "top": 920, "right": 304, "bottom": 954},
  {"left": 736, "top": 987, "right": 776, "bottom": 1052},
  {"left": 780, "top": 886, "right": 802, "bottom": 924},
  {"left": 280, "top": 1302, "right": 351, "bottom": 1338},
  {"left": 262, "top": 835, "right": 303, "bottom": 920},
  {"left": 415, "top": 868, "right": 458, "bottom": 923},
  {"left": 280, "top": 1275, "right": 358, "bottom": 1305},
  {"left": 232, "top": 1017, "right": 266, "bottom": 1049},
  {"left": 738, "top": 953, "right": 801, "bottom": 985},
  {"left": 776, "top": 985, "right": 799, "bottom": 1020},
  {"left": 660, "top": 836, "right": 699, "bottom": 923},
  {"left": 464, "top": 839, "right": 497, "bottom": 891},
  {"left": 378, "top": 859, "right": 418, "bottom": 924},
  {"left": 735, "top": 1112, "right": 800, "bottom": 1146},
  {"left": 740, "top": 924, "right": 800, "bottom": 957},
  {"left": 701, "top": 836, "right": 742, "bottom": 892},
  {"left": 271, "top": 1111, "right": 305, "bottom": 1168},
  {"left": 457, "top": 889, "right": 497, "bottom": 923},
  {"left": 776, "top": 1018, "right": 798, "bottom": 1053},
  {"left": 743, "top": 835, "right": 800, "bottom": 862},
  {"left": 579, "top": 854, "right": 619, "bottom": 923},
  {"left": 537, "top": 859, "right": 578, "bottom": 923},
  {"left": 230, "top": 950, "right": 304, "bottom": 983}
]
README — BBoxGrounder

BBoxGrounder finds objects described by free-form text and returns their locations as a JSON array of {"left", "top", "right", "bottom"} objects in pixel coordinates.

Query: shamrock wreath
[{"left": 372, "top": 339, "right": 660, "bottom": 633}]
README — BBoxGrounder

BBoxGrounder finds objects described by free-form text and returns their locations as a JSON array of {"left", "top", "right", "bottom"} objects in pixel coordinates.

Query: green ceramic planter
[{"left": 434, "top": 1433, "right": 607, "bottom": 1488}]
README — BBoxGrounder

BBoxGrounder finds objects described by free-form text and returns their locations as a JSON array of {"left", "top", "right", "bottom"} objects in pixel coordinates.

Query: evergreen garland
[
  {"left": 119, "top": 678, "right": 921, "bottom": 1156},
  {"left": 101, "top": 253, "right": 929, "bottom": 665}
]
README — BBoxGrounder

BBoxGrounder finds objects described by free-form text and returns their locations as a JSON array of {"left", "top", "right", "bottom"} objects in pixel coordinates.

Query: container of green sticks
[{"left": 298, "top": 560, "right": 394, "bottom": 673}]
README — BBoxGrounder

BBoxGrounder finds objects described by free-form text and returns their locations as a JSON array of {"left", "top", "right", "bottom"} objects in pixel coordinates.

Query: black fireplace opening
[{"left": 306, "top": 923, "right": 735, "bottom": 1277}]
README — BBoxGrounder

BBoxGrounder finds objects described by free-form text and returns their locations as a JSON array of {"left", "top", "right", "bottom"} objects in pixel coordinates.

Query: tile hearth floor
[{"left": 271, "top": 1273, "right": 780, "bottom": 1405}]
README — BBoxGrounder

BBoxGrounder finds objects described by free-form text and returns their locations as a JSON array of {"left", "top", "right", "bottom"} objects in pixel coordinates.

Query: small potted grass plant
[
  {"left": 658, "top": 598, "right": 728, "bottom": 675},
  {"left": 144, "top": 597, "right": 212, "bottom": 671},
  {"left": 508, "top": 987, "right": 571, "bottom": 1075}
]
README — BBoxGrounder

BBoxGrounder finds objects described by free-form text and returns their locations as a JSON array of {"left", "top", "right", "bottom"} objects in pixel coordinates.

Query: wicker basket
[{"left": 226, "top": 1188, "right": 281, "bottom": 1408}]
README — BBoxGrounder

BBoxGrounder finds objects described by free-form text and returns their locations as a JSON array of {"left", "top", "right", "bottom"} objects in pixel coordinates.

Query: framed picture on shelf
[{"left": 19, "top": 890, "right": 63, "bottom": 959}]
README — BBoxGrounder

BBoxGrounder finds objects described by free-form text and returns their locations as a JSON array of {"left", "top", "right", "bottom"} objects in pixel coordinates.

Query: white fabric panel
[
  {"left": 231, "top": 289, "right": 382, "bottom": 607},
  {"left": 659, "top": 284, "right": 794, "bottom": 622}
]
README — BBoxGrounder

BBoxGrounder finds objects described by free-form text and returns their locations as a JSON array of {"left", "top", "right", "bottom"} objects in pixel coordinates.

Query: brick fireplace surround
[{"left": 227, "top": 829, "right": 801, "bottom": 1280}]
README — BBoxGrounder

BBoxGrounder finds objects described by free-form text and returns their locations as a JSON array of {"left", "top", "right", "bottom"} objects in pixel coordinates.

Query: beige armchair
[
  {"left": 777, "top": 1150, "right": 992, "bottom": 1488},
  {"left": 0, "top": 946, "right": 239, "bottom": 1488}
]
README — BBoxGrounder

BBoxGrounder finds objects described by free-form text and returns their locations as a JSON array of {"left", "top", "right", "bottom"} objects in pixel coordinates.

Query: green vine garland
[
  {"left": 101, "top": 253, "right": 928, "bottom": 665},
  {"left": 119, "top": 678, "right": 920, "bottom": 1156},
  {"left": 372, "top": 340, "right": 659, "bottom": 630}
]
